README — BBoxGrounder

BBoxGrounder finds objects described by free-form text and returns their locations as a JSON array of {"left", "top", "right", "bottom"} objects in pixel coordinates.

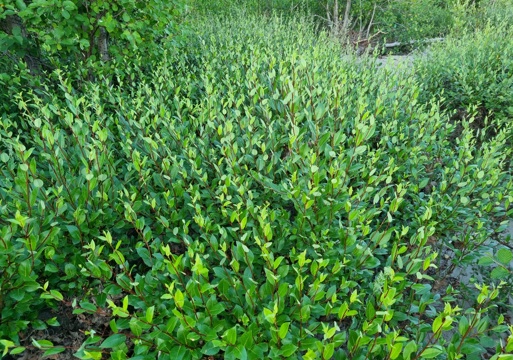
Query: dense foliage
[
  {"left": 0, "top": 0, "right": 185, "bottom": 121},
  {"left": 1, "top": 0, "right": 513, "bottom": 358},
  {"left": 189, "top": 0, "right": 455, "bottom": 44},
  {"left": 1, "top": 8, "right": 513, "bottom": 359},
  {"left": 415, "top": 10, "right": 513, "bottom": 132},
  {"left": 0, "top": 0, "right": 183, "bottom": 62}
]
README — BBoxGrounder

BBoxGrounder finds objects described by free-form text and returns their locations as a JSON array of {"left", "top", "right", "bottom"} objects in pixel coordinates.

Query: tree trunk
[
  {"left": 332, "top": 0, "right": 339, "bottom": 35},
  {"left": 342, "top": 0, "right": 352, "bottom": 34},
  {"left": 366, "top": 2, "right": 377, "bottom": 39},
  {"left": 98, "top": 26, "right": 110, "bottom": 62}
]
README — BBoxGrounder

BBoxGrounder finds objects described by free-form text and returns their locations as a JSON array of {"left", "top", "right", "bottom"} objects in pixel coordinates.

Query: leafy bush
[
  {"left": 1, "top": 12, "right": 513, "bottom": 359},
  {"left": 449, "top": 0, "right": 513, "bottom": 36},
  {"left": 414, "top": 20, "right": 513, "bottom": 133},
  {"left": 0, "top": 0, "right": 186, "bottom": 123},
  {"left": 189, "top": 0, "right": 454, "bottom": 45},
  {"left": 379, "top": 0, "right": 453, "bottom": 43},
  {"left": 0, "top": 0, "right": 184, "bottom": 62}
]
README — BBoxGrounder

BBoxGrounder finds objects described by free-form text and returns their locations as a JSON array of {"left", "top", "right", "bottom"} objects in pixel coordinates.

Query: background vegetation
[{"left": 1, "top": 0, "right": 512, "bottom": 359}]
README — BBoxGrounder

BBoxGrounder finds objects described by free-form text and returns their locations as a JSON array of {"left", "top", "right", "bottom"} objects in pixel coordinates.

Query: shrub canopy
[{"left": 1, "top": 8, "right": 513, "bottom": 360}]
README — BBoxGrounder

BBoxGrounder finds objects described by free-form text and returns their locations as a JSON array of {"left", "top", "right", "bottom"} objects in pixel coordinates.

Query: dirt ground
[{"left": 6, "top": 300, "right": 113, "bottom": 360}]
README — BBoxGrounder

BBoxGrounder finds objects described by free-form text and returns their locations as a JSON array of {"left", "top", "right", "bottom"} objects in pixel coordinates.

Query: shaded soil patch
[{"left": 7, "top": 300, "right": 112, "bottom": 360}]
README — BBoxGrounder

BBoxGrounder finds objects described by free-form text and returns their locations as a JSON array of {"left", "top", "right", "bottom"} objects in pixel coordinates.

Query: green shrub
[
  {"left": 1, "top": 12, "right": 513, "bottom": 359},
  {"left": 449, "top": 0, "right": 513, "bottom": 36},
  {"left": 414, "top": 21, "right": 513, "bottom": 133},
  {"left": 0, "top": 0, "right": 184, "bottom": 63},
  {"left": 380, "top": 0, "right": 453, "bottom": 43},
  {"left": 0, "top": 0, "right": 187, "bottom": 125},
  {"left": 189, "top": 0, "right": 455, "bottom": 45}
]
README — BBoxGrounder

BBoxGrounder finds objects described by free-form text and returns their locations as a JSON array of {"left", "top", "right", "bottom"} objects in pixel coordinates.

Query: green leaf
[
  {"left": 240, "top": 216, "right": 248, "bottom": 230},
  {"left": 146, "top": 306, "right": 155, "bottom": 323},
  {"left": 459, "top": 316, "right": 469, "bottom": 336},
  {"left": 9, "top": 288, "right": 25, "bottom": 301},
  {"left": 390, "top": 342, "right": 403, "bottom": 360},
  {"left": 278, "top": 322, "right": 290, "bottom": 339},
  {"left": 47, "top": 290, "right": 64, "bottom": 301},
  {"left": 136, "top": 247, "right": 152, "bottom": 266},
  {"left": 43, "top": 347, "right": 66, "bottom": 357},
  {"left": 79, "top": 301, "right": 97, "bottom": 313},
  {"left": 201, "top": 342, "right": 221, "bottom": 356},
  {"left": 32, "top": 339, "right": 53, "bottom": 349},
  {"left": 224, "top": 326, "right": 237, "bottom": 345},
  {"left": 491, "top": 267, "right": 509, "bottom": 280},
  {"left": 165, "top": 317, "right": 179, "bottom": 334},
  {"left": 354, "top": 145, "right": 367, "bottom": 155},
  {"left": 32, "top": 320, "right": 47, "bottom": 330},
  {"left": 421, "top": 346, "right": 444, "bottom": 358},
  {"left": 479, "top": 335, "right": 496, "bottom": 349},
  {"left": 280, "top": 344, "right": 297, "bottom": 357},
  {"left": 263, "top": 307, "right": 275, "bottom": 323},
  {"left": 79, "top": 38, "right": 90, "bottom": 50},
  {"left": 46, "top": 317, "right": 60, "bottom": 326},
  {"left": 323, "top": 343, "right": 335, "bottom": 359},
  {"left": 432, "top": 315, "right": 443, "bottom": 333},
  {"left": 478, "top": 256, "right": 494, "bottom": 266},
  {"left": 110, "top": 320, "right": 118, "bottom": 334},
  {"left": 166, "top": 346, "right": 187, "bottom": 360},
  {"left": 174, "top": 289, "right": 184, "bottom": 308},
  {"left": 45, "top": 263, "right": 58, "bottom": 273},
  {"left": 100, "top": 334, "right": 126, "bottom": 349},
  {"left": 63, "top": 0, "right": 77, "bottom": 11},
  {"left": 15, "top": 0, "right": 27, "bottom": 10},
  {"left": 303, "top": 349, "right": 318, "bottom": 360},
  {"left": 111, "top": 350, "right": 127, "bottom": 360},
  {"left": 461, "top": 339, "right": 484, "bottom": 355},
  {"left": 496, "top": 249, "right": 513, "bottom": 265},
  {"left": 209, "top": 302, "right": 225, "bottom": 316},
  {"left": 1, "top": 341, "right": 14, "bottom": 357},
  {"left": 10, "top": 347, "right": 26, "bottom": 355},
  {"left": 18, "top": 260, "right": 31, "bottom": 277},
  {"left": 248, "top": 344, "right": 267, "bottom": 359},
  {"left": 476, "top": 318, "right": 489, "bottom": 333},
  {"left": 33, "top": 179, "right": 44, "bottom": 188},
  {"left": 233, "top": 345, "right": 248, "bottom": 360},
  {"left": 403, "top": 341, "right": 417, "bottom": 360},
  {"left": 129, "top": 318, "right": 143, "bottom": 337}
]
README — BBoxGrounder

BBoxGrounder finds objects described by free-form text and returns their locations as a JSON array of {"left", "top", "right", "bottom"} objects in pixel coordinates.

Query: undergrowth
[{"left": 0, "top": 11, "right": 513, "bottom": 360}]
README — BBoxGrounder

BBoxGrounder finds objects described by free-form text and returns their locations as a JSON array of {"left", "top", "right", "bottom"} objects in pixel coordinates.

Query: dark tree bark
[{"left": 98, "top": 26, "right": 110, "bottom": 62}]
